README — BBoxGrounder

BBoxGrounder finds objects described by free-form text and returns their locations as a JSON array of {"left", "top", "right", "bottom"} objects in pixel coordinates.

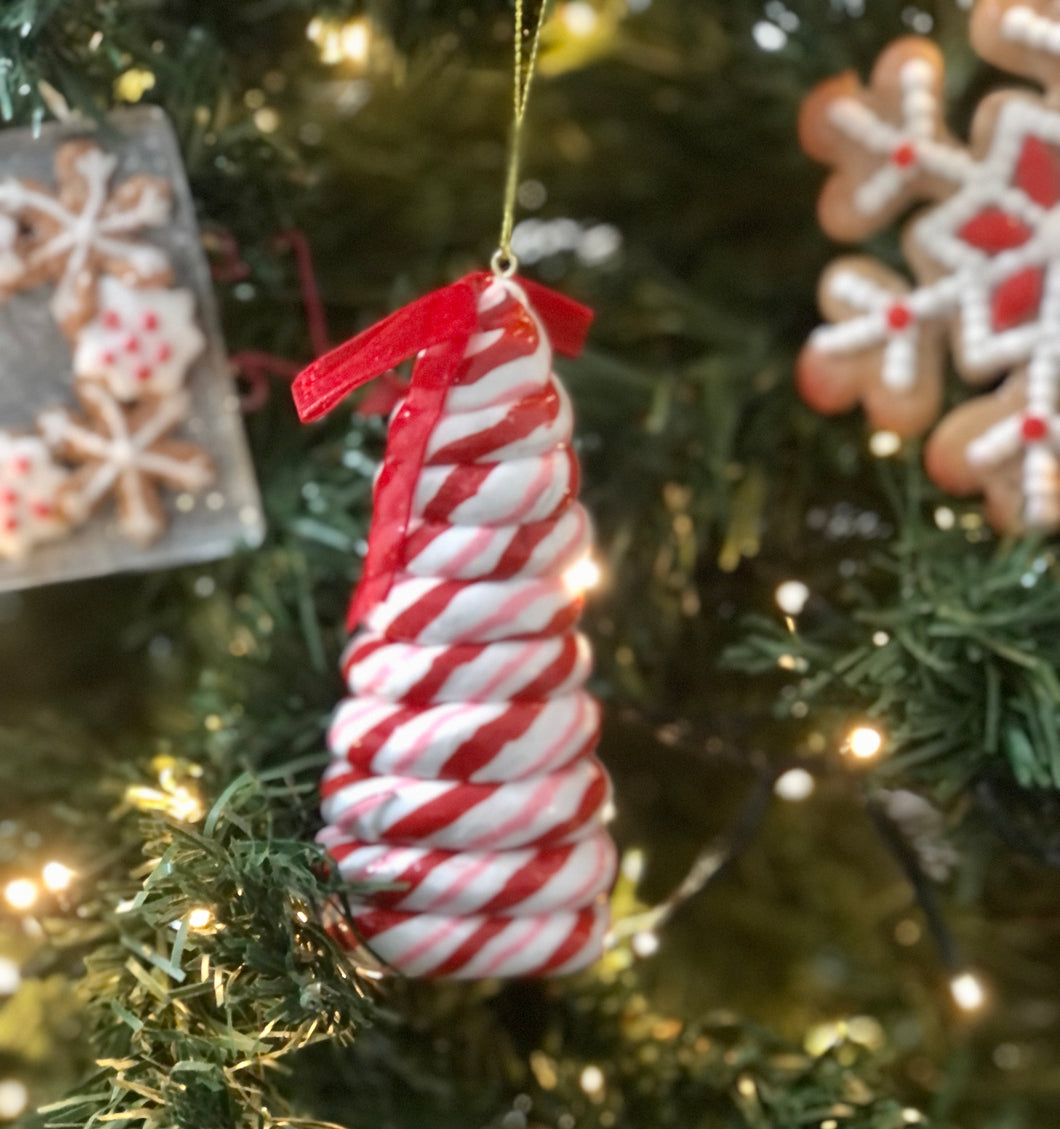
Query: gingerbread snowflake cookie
[
  {"left": 799, "top": 4, "right": 1060, "bottom": 533},
  {"left": 74, "top": 278, "right": 205, "bottom": 401},
  {"left": 0, "top": 139, "right": 173, "bottom": 339},
  {"left": 39, "top": 385, "right": 213, "bottom": 548},
  {"left": 0, "top": 433, "right": 70, "bottom": 560}
]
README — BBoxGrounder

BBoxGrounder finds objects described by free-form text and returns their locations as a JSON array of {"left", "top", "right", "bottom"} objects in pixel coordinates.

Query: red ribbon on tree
[{"left": 291, "top": 271, "right": 594, "bottom": 628}]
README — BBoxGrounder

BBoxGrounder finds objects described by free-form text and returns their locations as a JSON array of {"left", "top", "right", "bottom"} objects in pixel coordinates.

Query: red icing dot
[
  {"left": 141, "top": 311, "right": 159, "bottom": 331},
  {"left": 102, "top": 350, "right": 117, "bottom": 366},
  {"left": 136, "top": 364, "right": 153, "bottom": 382},
  {"left": 124, "top": 334, "right": 141, "bottom": 354},
  {"left": 30, "top": 500, "right": 52, "bottom": 519},
  {"left": 156, "top": 342, "right": 172, "bottom": 362},
  {"left": 891, "top": 142, "right": 917, "bottom": 168},
  {"left": 1022, "top": 415, "right": 1049, "bottom": 442},
  {"left": 4, "top": 516, "right": 18, "bottom": 532},
  {"left": 11, "top": 456, "right": 30, "bottom": 475},
  {"left": 2, "top": 490, "right": 17, "bottom": 506},
  {"left": 1016, "top": 135, "right": 1060, "bottom": 209},
  {"left": 992, "top": 267, "right": 1044, "bottom": 331},
  {"left": 959, "top": 208, "right": 1033, "bottom": 253},
  {"left": 886, "top": 304, "right": 913, "bottom": 331},
  {"left": 102, "top": 309, "right": 122, "bottom": 329}
]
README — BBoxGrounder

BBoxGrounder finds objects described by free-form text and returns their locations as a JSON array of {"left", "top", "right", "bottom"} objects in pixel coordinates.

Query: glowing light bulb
[
  {"left": 3, "top": 879, "right": 38, "bottom": 911},
  {"left": 114, "top": 68, "right": 156, "bottom": 103},
  {"left": 774, "top": 579, "right": 810, "bottom": 616},
  {"left": 846, "top": 725, "right": 884, "bottom": 760},
  {"left": 0, "top": 957, "right": 20, "bottom": 995},
  {"left": 869, "top": 430, "right": 902, "bottom": 457},
  {"left": 308, "top": 16, "right": 372, "bottom": 65},
  {"left": 950, "top": 971, "right": 986, "bottom": 1012},
  {"left": 774, "top": 767, "right": 815, "bottom": 801},
  {"left": 340, "top": 18, "right": 371, "bottom": 63},
  {"left": 562, "top": 555, "right": 602, "bottom": 595},
  {"left": 559, "top": 2, "right": 600, "bottom": 36},
  {"left": 0, "top": 1080, "right": 28, "bottom": 1119},
  {"left": 631, "top": 930, "right": 660, "bottom": 958},
  {"left": 42, "top": 861, "right": 75, "bottom": 892},
  {"left": 579, "top": 1064, "right": 605, "bottom": 1096},
  {"left": 188, "top": 907, "right": 214, "bottom": 931}
]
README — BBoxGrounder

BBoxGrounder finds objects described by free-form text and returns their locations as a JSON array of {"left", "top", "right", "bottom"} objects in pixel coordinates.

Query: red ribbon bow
[{"left": 291, "top": 271, "right": 594, "bottom": 629}]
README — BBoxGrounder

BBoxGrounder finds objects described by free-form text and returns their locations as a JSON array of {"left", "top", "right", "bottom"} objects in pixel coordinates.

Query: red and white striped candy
[
  {"left": 320, "top": 276, "right": 616, "bottom": 978},
  {"left": 329, "top": 692, "right": 601, "bottom": 782},
  {"left": 401, "top": 505, "right": 592, "bottom": 581},
  {"left": 321, "top": 828, "right": 616, "bottom": 917},
  {"left": 337, "top": 901, "right": 609, "bottom": 979},
  {"left": 364, "top": 573, "right": 582, "bottom": 645},
  {"left": 343, "top": 631, "right": 592, "bottom": 703},
  {"left": 320, "top": 755, "right": 610, "bottom": 851}
]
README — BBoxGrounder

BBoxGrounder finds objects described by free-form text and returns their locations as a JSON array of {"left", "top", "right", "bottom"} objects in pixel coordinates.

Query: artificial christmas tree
[{"left": 0, "top": 2, "right": 1057, "bottom": 1129}]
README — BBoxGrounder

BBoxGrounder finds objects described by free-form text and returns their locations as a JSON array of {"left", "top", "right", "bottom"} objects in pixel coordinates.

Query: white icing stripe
[
  {"left": 325, "top": 830, "right": 616, "bottom": 916},
  {"left": 365, "top": 573, "right": 580, "bottom": 645},
  {"left": 328, "top": 692, "right": 601, "bottom": 782},
  {"left": 412, "top": 447, "right": 577, "bottom": 527},
  {"left": 403, "top": 505, "right": 591, "bottom": 580},
  {"left": 442, "top": 280, "right": 553, "bottom": 411},
  {"left": 349, "top": 902, "right": 608, "bottom": 978},
  {"left": 426, "top": 379, "right": 573, "bottom": 464},
  {"left": 319, "top": 756, "right": 609, "bottom": 851},
  {"left": 344, "top": 632, "right": 591, "bottom": 702}
]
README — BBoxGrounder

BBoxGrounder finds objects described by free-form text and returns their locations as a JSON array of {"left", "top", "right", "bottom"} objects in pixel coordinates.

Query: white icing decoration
[
  {"left": 0, "top": 144, "right": 171, "bottom": 329},
  {"left": 39, "top": 384, "right": 212, "bottom": 546},
  {"left": 73, "top": 278, "right": 205, "bottom": 401},
  {"left": 0, "top": 433, "right": 69, "bottom": 559}
]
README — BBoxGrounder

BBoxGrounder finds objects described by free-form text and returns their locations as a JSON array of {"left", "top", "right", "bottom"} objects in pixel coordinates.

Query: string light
[
  {"left": 307, "top": 16, "right": 373, "bottom": 65},
  {"left": 950, "top": 970, "right": 987, "bottom": 1012},
  {"left": 869, "top": 430, "right": 902, "bottom": 457},
  {"left": 773, "top": 767, "right": 815, "bottom": 801},
  {"left": 188, "top": 907, "right": 215, "bottom": 931},
  {"left": 774, "top": 579, "right": 810, "bottom": 616},
  {"left": 845, "top": 724, "right": 884, "bottom": 760},
  {"left": 562, "top": 555, "right": 602, "bottom": 595},
  {"left": 558, "top": 2, "right": 601, "bottom": 37},
  {"left": 0, "top": 957, "right": 20, "bottom": 995},
  {"left": 0, "top": 1080, "right": 28, "bottom": 1119},
  {"left": 631, "top": 930, "right": 660, "bottom": 957},
  {"left": 578, "top": 1064, "right": 605, "bottom": 1097},
  {"left": 41, "top": 861, "right": 75, "bottom": 892},
  {"left": 114, "top": 68, "right": 156, "bottom": 103},
  {"left": 3, "top": 879, "right": 38, "bottom": 911}
]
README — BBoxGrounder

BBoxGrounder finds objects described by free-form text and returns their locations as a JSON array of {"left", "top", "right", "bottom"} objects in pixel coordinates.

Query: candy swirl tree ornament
[{"left": 292, "top": 271, "right": 617, "bottom": 978}]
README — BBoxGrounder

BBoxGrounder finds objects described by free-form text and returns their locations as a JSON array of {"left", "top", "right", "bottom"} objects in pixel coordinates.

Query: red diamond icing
[
  {"left": 136, "top": 364, "right": 153, "bottom": 382},
  {"left": 1022, "top": 415, "right": 1048, "bottom": 442},
  {"left": 30, "top": 501, "right": 52, "bottom": 518},
  {"left": 124, "top": 334, "right": 140, "bottom": 354},
  {"left": 102, "top": 350, "right": 117, "bottom": 365},
  {"left": 102, "top": 309, "right": 122, "bottom": 329},
  {"left": 959, "top": 208, "right": 1033, "bottom": 253},
  {"left": 2, "top": 490, "right": 17, "bottom": 506},
  {"left": 886, "top": 304, "right": 913, "bottom": 331},
  {"left": 11, "top": 456, "right": 30, "bottom": 475},
  {"left": 992, "top": 267, "right": 1044, "bottom": 330},
  {"left": 891, "top": 142, "right": 917, "bottom": 168},
  {"left": 141, "top": 311, "right": 159, "bottom": 331},
  {"left": 4, "top": 516, "right": 18, "bottom": 532},
  {"left": 1016, "top": 136, "right": 1060, "bottom": 209},
  {"left": 157, "top": 342, "right": 172, "bottom": 362}
]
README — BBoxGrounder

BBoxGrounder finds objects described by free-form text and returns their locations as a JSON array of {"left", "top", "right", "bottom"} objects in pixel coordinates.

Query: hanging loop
[{"left": 494, "top": 0, "right": 551, "bottom": 271}]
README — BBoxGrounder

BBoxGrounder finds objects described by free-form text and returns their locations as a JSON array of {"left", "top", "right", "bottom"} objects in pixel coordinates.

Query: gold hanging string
[{"left": 493, "top": 0, "right": 552, "bottom": 277}]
